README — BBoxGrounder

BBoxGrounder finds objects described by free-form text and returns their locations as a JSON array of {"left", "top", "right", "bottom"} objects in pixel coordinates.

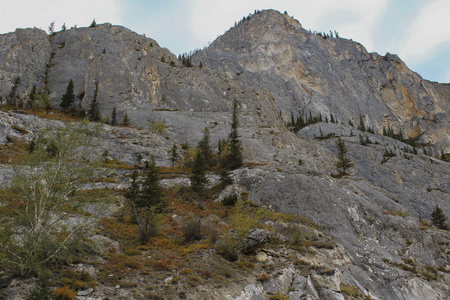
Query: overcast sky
[{"left": 1, "top": 0, "right": 449, "bottom": 83}]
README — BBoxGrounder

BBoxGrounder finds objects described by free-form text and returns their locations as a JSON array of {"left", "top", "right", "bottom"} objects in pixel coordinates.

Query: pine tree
[
  {"left": 136, "top": 157, "right": 166, "bottom": 212},
  {"left": 8, "top": 76, "right": 21, "bottom": 106},
  {"left": 198, "top": 127, "right": 211, "bottom": 166},
  {"left": 125, "top": 170, "right": 140, "bottom": 203},
  {"left": 335, "top": 137, "right": 354, "bottom": 175},
  {"left": 89, "top": 82, "right": 101, "bottom": 121},
  {"left": 225, "top": 99, "right": 243, "bottom": 170},
  {"left": 28, "top": 83, "right": 37, "bottom": 109},
  {"left": 60, "top": 79, "right": 75, "bottom": 111},
  {"left": 186, "top": 57, "right": 193, "bottom": 67},
  {"left": 121, "top": 113, "right": 130, "bottom": 126},
  {"left": 169, "top": 143, "right": 179, "bottom": 167},
  {"left": 431, "top": 205, "right": 448, "bottom": 230},
  {"left": 199, "top": 61, "right": 203, "bottom": 68},
  {"left": 111, "top": 107, "right": 117, "bottom": 125},
  {"left": 135, "top": 153, "right": 143, "bottom": 167},
  {"left": 357, "top": 114, "right": 366, "bottom": 132},
  {"left": 90, "top": 19, "right": 97, "bottom": 28},
  {"left": 190, "top": 149, "right": 208, "bottom": 194}
]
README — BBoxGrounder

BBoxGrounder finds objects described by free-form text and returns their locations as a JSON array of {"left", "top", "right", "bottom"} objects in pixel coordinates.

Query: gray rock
[
  {"left": 306, "top": 275, "right": 320, "bottom": 299},
  {"left": 77, "top": 288, "right": 94, "bottom": 296},
  {"left": 242, "top": 228, "right": 272, "bottom": 254},
  {"left": 262, "top": 268, "right": 294, "bottom": 295},
  {"left": 319, "top": 288, "right": 345, "bottom": 300}
]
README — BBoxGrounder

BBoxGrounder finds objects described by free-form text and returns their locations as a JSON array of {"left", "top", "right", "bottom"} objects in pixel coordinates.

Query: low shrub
[
  {"left": 53, "top": 286, "right": 76, "bottom": 300},
  {"left": 182, "top": 218, "right": 202, "bottom": 243},
  {"left": 222, "top": 194, "right": 238, "bottom": 206},
  {"left": 259, "top": 273, "right": 270, "bottom": 282}
]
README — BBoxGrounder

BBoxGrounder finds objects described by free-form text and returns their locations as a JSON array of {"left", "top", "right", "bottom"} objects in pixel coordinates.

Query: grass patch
[
  {"left": 0, "top": 138, "right": 27, "bottom": 163},
  {"left": 102, "top": 158, "right": 134, "bottom": 170},
  {"left": 340, "top": 283, "right": 360, "bottom": 297},
  {"left": 71, "top": 188, "right": 118, "bottom": 203}
]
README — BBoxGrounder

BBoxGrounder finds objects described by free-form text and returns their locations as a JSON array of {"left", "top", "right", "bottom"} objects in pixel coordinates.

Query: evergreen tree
[
  {"left": 225, "top": 99, "right": 243, "bottom": 170},
  {"left": 90, "top": 19, "right": 97, "bottom": 28},
  {"left": 8, "top": 76, "right": 21, "bottom": 105},
  {"left": 135, "top": 153, "right": 143, "bottom": 167},
  {"left": 121, "top": 113, "right": 130, "bottom": 126},
  {"left": 190, "top": 149, "right": 208, "bottom": 194},
  {"left": 89, "top": 82, "right": 101, "bottom": 121},
  {"left": 111, "top": 107, "right": 117, "bottom": 125},
  {"left": 169, "top": 143, "right": 179, "bottom": 167},
  {"left": 28, "top": 83, "right": 37, "bottom": 109},
  {"left": 198, "top": 127, "right": 212, "bottom": 166},
  {"left": 60, "top": 79, "right": 75, "bottom": 111},
  {"left": 125, "top": 170, "right": 140, "bottom": 224},
  {"left": 335, "top": 137, "right": 354, "bottom": 175},
  {"left": 357, "top": 114, "right": 366, "bottom": 132},
  {"left": 219, "top": 168, "right": 232, "bottom": 188},
  {"left": 125, "top": 170, "right": 140, "bottom": 203},
  {"left": 136, "top": 157, "right": 166, "bottom": 212},
  {"left": 199, "top": 61, "right": 203, "bottom": 68},
  {"left": 48, "top": 21, "right": 55, "bottom": 35},
  {"left": 431, "top": 205, "right": 448, "bottom": 230}
]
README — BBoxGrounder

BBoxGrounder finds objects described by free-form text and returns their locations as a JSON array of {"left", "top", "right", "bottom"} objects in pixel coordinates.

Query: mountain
[
  {"left": 193, "top": 10, "right": 449, "bottom": 151},
  {"left": 0, "top": 9, "right": 449, "bottom": 300}
]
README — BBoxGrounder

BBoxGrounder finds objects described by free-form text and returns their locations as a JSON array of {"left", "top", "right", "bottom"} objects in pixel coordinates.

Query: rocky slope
[{"left": 0, "top": 9, "right": 449, "bottom": 300}]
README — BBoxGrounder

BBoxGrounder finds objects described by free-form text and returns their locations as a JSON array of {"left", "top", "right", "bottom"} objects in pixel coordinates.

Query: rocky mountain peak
[
  {"left": 209, "top": 9, "right": 303, "bottom": 51},
  {"left": 193, "top": 9, "right": 449, "bottom": 152}
]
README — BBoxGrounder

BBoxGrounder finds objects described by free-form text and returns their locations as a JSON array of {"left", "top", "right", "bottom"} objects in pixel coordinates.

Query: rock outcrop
[{"left": 193, "top": 9, "right": 449, "bottom": 152}]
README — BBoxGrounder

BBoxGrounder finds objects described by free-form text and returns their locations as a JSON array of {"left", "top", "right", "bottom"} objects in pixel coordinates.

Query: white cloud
[
  {"left": 0, "top": 0, "right": 124, "bottom": 34},
  {"left": 398, "top": 0, "right": 450, "bottom": 63}
]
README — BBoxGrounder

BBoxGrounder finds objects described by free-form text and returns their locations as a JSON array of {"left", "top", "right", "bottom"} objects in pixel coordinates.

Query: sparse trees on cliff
[
  {"left": 224, "top": 99, "right": 243, "bottom": 170},
  {"left": 111, "top": 107, "right": 117, "bottom": 125},
  {"left": 8, "top": 76, "right": 21, "bottom": 106},
  {"left": 121, "top": 113, "right": 130, "bottom": 126},
  {"left": 60, "top": 80, "right": 75, "bottom": 111},
  {"left": 431, "top": 205, "right": 448, "bottom": 230},
  {"left": 88, "top": 82, "right": 101, "bottom": 122},
  {"left": 335, "top": 137, "right": 353, "bottom": 175}
]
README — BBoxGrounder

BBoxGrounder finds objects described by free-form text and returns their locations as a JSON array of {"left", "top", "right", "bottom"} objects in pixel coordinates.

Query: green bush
[
  {"left": 182, "top": 219, "right": 202, "bottom": 243},
  {"left": 222, "top": 194, "right": 238, "bottom": 206},
  {"left": 148, "top": 120, "right": 166, "bottom": 134}
]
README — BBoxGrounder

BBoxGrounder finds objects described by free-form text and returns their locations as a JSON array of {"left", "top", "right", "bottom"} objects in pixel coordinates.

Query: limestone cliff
[{"left": 193, "top": 9, "right": 449, "bottom": 151}]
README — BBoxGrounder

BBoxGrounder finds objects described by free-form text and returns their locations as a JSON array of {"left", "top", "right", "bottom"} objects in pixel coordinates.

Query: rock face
[
  {"left": 0, "top": 28, "right": 51, "bottom": 100},
  {"left": 193, "top": 9, "right": 449, "bottom": 151},
  {"left": 0, "top": 9, "right": 449, "bottom": 300}
]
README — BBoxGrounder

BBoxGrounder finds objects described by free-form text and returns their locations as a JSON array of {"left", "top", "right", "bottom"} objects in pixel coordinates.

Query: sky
[{"left": 1, "top": 0, "right": 449, "bottom": 83}]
